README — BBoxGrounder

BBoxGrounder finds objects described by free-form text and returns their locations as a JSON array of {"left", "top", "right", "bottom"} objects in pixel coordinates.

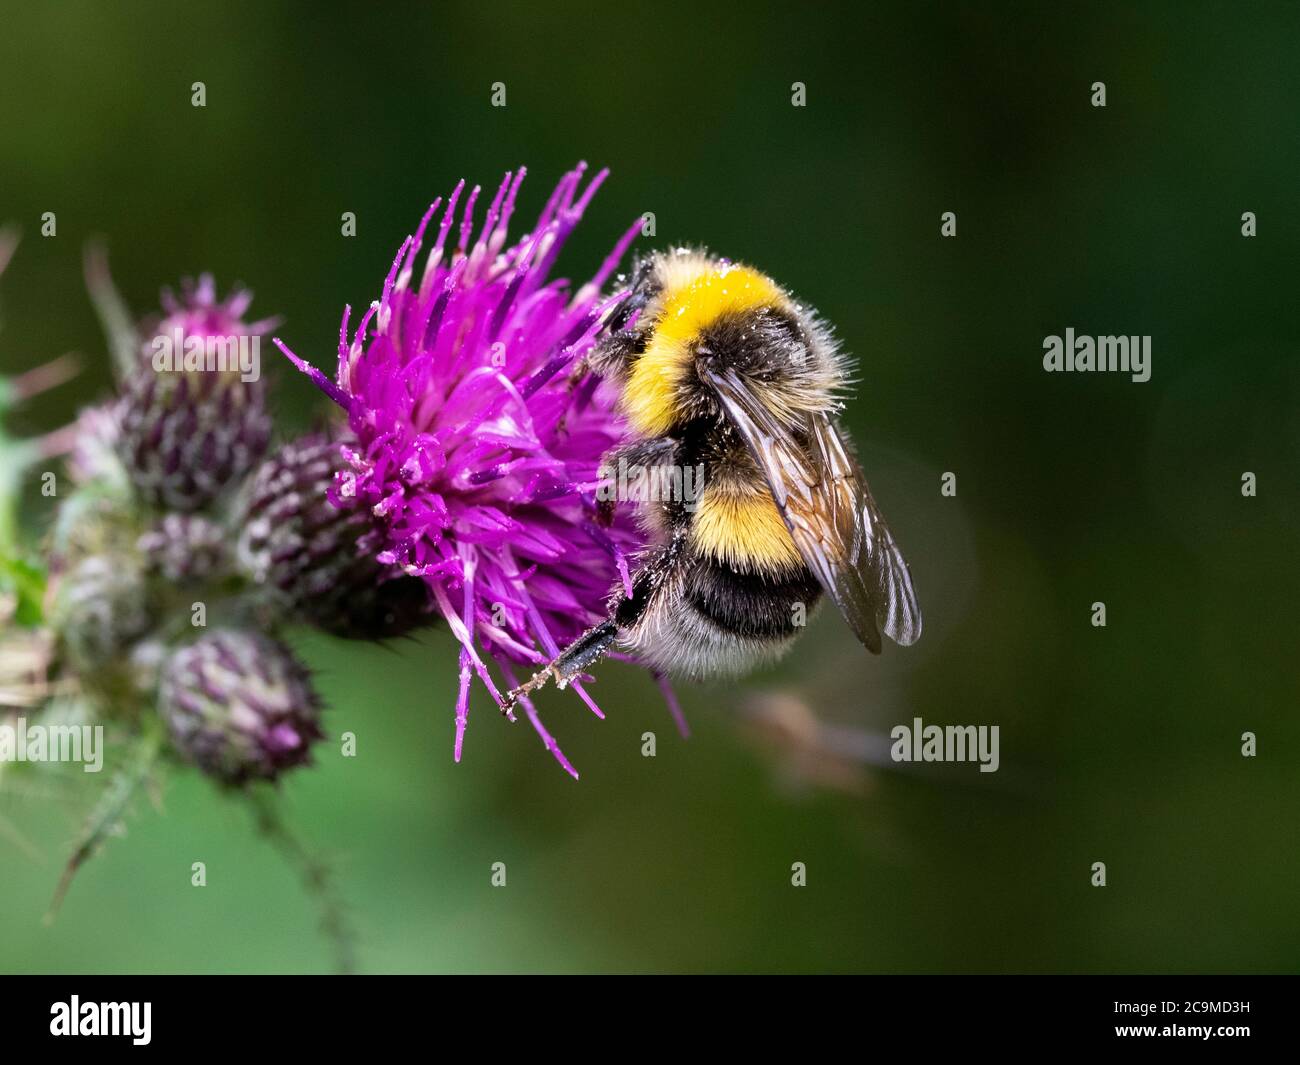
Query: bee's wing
[{"left": 700, "top": 366, "right": 922, "bottom": 654}]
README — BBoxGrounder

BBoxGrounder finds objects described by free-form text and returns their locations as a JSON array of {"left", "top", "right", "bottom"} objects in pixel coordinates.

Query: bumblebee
[{"left": 504, "top": 249, "right": 921, "bottom": 710}]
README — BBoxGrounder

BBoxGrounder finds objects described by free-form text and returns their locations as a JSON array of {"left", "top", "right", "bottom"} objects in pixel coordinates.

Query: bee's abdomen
[{"left": 684, "top": 557, "right": 822, "bottom": 640}]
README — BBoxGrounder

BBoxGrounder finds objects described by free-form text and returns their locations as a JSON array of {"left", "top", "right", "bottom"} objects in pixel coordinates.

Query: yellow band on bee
[
  {"left": 690, "top": 487, "right": 802, "bottom": 573},
  {"left": 622, "top": 265, "right": 786, "bottom": 436}
]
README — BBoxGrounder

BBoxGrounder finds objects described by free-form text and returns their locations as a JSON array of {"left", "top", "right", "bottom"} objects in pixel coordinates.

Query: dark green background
[{"left": 1, "top": 1, "right": 1297, "bottom": 972}]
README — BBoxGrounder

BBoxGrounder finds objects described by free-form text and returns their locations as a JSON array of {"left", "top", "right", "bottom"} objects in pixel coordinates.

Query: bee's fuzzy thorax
[{"left": 614, "top": 249, "right": 847, "bottom": 436}]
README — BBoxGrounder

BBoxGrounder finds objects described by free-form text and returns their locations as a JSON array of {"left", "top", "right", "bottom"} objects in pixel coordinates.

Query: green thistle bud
[
  {"left": 159, "top": 629, "right": 323, "bottom": 785},
  {"left": 236, "top": 434, "right": 429, "bottom": 639},
  {"left": 138, "top": 513, "right": 229, "bottom": 583},
  {"left": 48, "top": 555, "right": 150, "bottom": 670}
]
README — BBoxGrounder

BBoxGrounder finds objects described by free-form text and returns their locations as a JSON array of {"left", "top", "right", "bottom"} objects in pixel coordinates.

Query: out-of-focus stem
[
  {"left": 83, "top": 242, "right": 139, "bottom": 381},
  {"left": 46, "top": 728, "right": 162, "bottom": 922},
  {"left": 6, "top": 354, "right": 80, "bottom": 402},
  {"left": 247, "top": 788, "right": 358, "bottom": 975}
]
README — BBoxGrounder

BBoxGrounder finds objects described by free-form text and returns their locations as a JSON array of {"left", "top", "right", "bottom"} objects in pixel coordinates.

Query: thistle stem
[
  {"left": 247, "top": 788, "right": 357, "bottom": 975},
  {"left": 83, "top": 242, "right": 140, "bottom": 381},
  {"left": 7, "top": 353, "right": 80, "bottom": 402},
  {"left": 46, "top": 728, "right": 161, "bottom": 922}
]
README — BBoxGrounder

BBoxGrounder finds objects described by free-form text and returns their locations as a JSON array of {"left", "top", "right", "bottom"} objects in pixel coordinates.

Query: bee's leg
[
  {"left": 583, "top": 260, "right": 660, "bottom": 378},
  {"left": 595, "top": 436, "right": 682, "bottom": 527},
  {"left": 605, "top": 255, "right": 659, "bottom": 334},
  {"left": 580, "top": 330, "right": 640, "bottom": 381},
  {"left": 501, "top": 619, "right": 620, "bottom": 712},
  {"left": 548, "top": 620, "right": 621, "bottom": 688},
  {"left": 503, "top": 531, "right": 688, "bottom": 713}
]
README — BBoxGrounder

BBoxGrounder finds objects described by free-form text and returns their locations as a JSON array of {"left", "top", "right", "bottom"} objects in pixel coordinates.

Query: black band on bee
[{"left": 684, "top": 560, "right": 822, "bottom": 640}]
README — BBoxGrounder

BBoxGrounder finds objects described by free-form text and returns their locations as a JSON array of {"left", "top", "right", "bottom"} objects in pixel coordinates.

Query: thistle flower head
[
  {"left": 148, "top": 275, "right": 276, "bottom": 345},
  {"left": 67, "top": 402, "right": 125, "bottom": 488},
  {"left": 160, "top": 629, "right": 323, "bottom": 786},
  {"left": 279, "top": 165, "right": 650, "bottom": 775},
  {"left": 115, "top": 276, "right": 277, "bottom": 510}
]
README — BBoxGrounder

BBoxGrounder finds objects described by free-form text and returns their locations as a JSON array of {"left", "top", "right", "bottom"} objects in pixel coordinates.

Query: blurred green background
[{"left": 1, "top": 1, "right": 1298, "bottom": 973}]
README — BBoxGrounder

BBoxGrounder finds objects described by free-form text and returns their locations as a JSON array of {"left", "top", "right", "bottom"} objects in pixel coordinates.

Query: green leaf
[{"left": 1, "top": 554, "right": 47, "bottom": 626}]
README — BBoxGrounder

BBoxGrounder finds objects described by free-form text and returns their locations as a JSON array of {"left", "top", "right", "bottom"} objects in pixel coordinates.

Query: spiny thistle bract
[
  {"left": 138, "top": 513, "right": 230, "bottom": 583},
  {"left": 278, "top": 164, "right": 674, "bottom": 776}
]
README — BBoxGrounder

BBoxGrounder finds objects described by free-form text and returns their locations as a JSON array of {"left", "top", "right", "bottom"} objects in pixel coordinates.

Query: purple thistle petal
[
  {"left": 656, "top": 671, "right": 690, "bottom": 740},
  {"left": 275, "top": 337, "right": 352, "bottom": 410},
  {"left": 498, "top": 660, "right": 579, "bottom": 780}
]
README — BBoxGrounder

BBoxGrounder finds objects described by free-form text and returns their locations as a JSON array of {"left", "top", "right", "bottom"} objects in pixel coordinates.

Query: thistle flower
[
  {"left": 113, "top": 276, "right": 276, "bottom": 511},
  {"left": 159, "top": 629, "right": 323, "bottom": 785},
  {"left": 236, "top": 432, "right": 431, "bottom": 639},
  {"left": 278, "top": 165, "right": 659, "bottom": 776}
]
